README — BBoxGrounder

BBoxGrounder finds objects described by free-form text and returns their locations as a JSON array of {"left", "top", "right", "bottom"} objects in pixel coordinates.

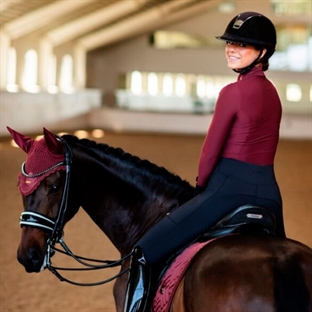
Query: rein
[{"left": 19, "top": 135, "right": 132, "bottom": 286}]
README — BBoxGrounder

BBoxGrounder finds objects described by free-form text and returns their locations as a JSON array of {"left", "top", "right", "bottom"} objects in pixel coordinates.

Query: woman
[{"left": 124, "top": 11, "right": 286, "bottom": 312}]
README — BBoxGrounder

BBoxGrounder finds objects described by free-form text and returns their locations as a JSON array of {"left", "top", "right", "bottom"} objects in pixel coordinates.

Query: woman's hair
[
  {"left": 254, "top": 46, "right": 270, "bottom": 71},
  {"left": 260, "top": 60, "right": 269, "bottom": 71}
]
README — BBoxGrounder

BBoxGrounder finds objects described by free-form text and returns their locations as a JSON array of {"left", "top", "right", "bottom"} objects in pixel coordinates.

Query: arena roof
[{"left": 0, "top": 0, "right": 221, "bottom": 50}]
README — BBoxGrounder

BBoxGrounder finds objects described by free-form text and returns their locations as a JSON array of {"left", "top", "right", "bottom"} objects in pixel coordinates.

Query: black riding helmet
[{"left": 216, "top": 12, "right": 276, "bottom": 74}]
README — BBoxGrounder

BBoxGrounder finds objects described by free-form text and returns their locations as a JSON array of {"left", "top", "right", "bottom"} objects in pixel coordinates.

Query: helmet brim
[{"left": 215, "top": 34, "right": 274, "bottom": 50}]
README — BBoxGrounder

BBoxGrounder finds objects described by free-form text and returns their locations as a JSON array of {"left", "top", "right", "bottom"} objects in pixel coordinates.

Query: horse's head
[{"left": 8, "top": 127, "right": 77, "bottom": 273}]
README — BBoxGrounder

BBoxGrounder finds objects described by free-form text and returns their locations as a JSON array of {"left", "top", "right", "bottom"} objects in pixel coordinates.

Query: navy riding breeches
[{"left": 136, "top": 157, "right": 285, "bottom": 265}]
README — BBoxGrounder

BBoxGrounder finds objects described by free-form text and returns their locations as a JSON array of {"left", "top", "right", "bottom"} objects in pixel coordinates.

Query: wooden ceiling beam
[
  {"left": 3, "top": 0, "right": 98, "bottom": 39},
  {"left": 46, "top": 0, "right": 150, "bottom": 46},
  {"left": 79, "top": 0, "right": 221, "bottom": 50}
]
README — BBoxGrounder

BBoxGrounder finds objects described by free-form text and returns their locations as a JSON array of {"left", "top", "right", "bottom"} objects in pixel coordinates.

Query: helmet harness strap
[{"left": 233, "top": 48, "right": 263, "bottom": 75}]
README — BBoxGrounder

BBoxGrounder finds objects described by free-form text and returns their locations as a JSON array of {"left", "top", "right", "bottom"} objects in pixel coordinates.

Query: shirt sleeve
[{"left": 197, "top": 84, "right": 239, "bottom": 187}]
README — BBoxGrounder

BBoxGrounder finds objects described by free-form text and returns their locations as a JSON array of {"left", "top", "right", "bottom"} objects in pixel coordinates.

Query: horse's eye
[{"left": 49, "top": 184, "right": 60, "bottom": 194}]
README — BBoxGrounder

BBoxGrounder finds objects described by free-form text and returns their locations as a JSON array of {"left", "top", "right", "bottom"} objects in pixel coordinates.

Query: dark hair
[
  {"left": 254, "top": 45, "right": 269, "bottom": 71},
  {"left": 260, "top": 60, "right": 269, "bottom": 71}
]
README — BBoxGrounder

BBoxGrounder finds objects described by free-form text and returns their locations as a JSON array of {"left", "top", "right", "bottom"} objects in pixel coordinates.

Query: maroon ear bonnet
[{"left": 7, "top": 127, "right": 66, "bottom": 195}]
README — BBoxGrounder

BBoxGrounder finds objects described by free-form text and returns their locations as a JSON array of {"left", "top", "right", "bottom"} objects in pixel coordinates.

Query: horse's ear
[
  {"left": 43, "top": 128, "right": 64, "bottom": 155},
  {"left": 7, "top": 126, "right": 35, "bottom": 153}
]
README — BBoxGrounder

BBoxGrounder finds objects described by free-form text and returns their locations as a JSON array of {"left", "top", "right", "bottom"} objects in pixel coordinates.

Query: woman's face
[{"left": 225, "top": 41, "right": 266, "bottom": 70}]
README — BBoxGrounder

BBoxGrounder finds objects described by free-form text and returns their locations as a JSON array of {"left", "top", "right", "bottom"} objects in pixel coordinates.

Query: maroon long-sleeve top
[{"left": 197, "top": 66, "right": 282, "bottom": 187}]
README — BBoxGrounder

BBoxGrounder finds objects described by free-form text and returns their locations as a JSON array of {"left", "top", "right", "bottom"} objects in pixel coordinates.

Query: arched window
[
  {"left": 130, "top": 71, "right": 142, "bottom": 95},
  {"left": 205, "top": 79, "right": 215, "bottom": 99},
  {"left": 47, "top": 54, "right": 58, "bottom": 93},
  {"left": 175, "top": 74, "right": 186, "bottom": 97},
  {"left": 59, "top": 54, "right": 74, "bottom": 93},
  {"left": 6, "top": 47, "right": 18, "bottom": 92},
  {"left": 22, "top": 49, "right": 39, "bottom": 92},
  {"left": 196, "top": 76, "right": 206, "bottom": 98},
  {"left": 162, "top": 73, "right": 173, "bottom": 96},
  {"left": 147, "top": 72, "right": 158, "bottom": 96}
]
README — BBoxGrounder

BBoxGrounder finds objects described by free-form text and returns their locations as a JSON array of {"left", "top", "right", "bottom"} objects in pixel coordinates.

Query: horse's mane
[{"left": 62, "top": 134, "right": 194, "bottom": 191}]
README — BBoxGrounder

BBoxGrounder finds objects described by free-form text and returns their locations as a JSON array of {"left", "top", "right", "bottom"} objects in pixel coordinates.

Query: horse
[{"left": 8, "top": 127, "right": 312, "bottom": 312}]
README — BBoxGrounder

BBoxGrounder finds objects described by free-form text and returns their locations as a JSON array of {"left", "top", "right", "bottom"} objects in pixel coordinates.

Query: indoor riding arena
[
  {"left": 1, "top": 1, "right": 311, "bottom": 312},
  {"left": 0, "top": 132, "right": 311, "bottom": 311}
]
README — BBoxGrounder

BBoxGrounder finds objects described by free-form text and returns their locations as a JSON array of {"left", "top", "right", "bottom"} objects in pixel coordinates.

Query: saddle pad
[{"left": 151, "top": 239, "right": 215, "bottom": 312}]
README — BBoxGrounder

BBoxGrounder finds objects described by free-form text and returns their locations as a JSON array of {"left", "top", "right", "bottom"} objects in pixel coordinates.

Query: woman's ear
[{"left": 261, "top": 48, "right": 267, "bottom": 59}]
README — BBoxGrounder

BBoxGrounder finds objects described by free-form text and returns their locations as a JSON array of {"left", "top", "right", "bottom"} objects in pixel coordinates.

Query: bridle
[{"left": 19, "top": 135, "right": 131, "bottom": 286}]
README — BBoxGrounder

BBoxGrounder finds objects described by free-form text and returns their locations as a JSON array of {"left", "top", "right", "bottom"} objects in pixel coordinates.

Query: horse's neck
[{"left": 73, "top": 146, "right": 193, "bottom": 256}]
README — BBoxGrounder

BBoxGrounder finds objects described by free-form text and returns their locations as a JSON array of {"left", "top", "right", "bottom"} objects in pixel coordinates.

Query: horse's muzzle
[{"left": 17, "top": 246, "right": 46, "bottom": 273}]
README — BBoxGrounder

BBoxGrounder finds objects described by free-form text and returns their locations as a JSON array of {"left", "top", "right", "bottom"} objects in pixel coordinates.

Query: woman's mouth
[{"left": 228, "top": 55, "right": 240, "bottom": 61}]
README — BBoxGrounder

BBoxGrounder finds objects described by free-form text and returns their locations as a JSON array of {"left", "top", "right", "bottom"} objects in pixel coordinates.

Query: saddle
[{"left": 152, "top": 204, "right": 276, "bottom": 312}]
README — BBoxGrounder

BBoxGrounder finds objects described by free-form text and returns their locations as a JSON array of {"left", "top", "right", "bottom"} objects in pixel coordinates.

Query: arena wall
[{"left": 1, "top": 90, "right": 311, "bottom": 139}]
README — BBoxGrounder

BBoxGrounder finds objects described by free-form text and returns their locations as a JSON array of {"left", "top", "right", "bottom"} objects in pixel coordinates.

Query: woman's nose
[{"left": 227, "top": 43, "right": 236, "bottom": 51}]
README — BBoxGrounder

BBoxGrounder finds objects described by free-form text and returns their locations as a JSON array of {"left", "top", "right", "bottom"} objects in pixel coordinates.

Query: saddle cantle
[{"left": 199, "top": 203, "right": 276, "bottom": 241}]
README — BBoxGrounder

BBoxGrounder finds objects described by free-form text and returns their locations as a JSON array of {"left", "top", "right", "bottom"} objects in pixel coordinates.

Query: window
[
  {"left": 150, "top": 31, "right": 209, "bottom": 49},
  {"left": 130, "top": 71, "right": 142, "bottom": 95},
  {"left": 286, "top": 84, "right": 302, "bottom": 102},
  {"left": 6, "top": 47, "right": 18, "bottom": 92},
  {"left": 47, "top": 54, "right": 58, "bottom": 94},
  {"left": 59, "top": 54, "right": 74, "bottom": 93},
  {"left": 22, "top": 49, "right": 39, "bottom": 93},
  {"left": 271, "top": 0, "right": 310, "bottom": 16},
  {"left": 162, "top": 74, "right": 173, "bottom": 96},
  {"left": 205, "top": 79, "right": 215, "bottom": 99},
  {"left": 147, "top": 72, "right": 158, "bottom": 96},
  {"left": 196, "top": 76, "right": 206, "bottom": 98},
  {"left": 269, "top": 3, "right": 311, "bottom": 72},
  {"left": 175, "top": 74, "right": 186, "bottom": 97}
]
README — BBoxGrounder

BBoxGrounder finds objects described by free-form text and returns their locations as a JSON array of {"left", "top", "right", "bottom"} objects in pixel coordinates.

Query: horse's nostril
[
  {"left": 29, "top": 248, "right": 41, "bottom": 266},
  {"left": 17, "top": 247, "right": 43, "bottom": 272}
]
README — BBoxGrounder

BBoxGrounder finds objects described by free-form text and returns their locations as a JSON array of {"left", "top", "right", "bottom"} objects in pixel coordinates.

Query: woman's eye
[{"left": 226, "top": 41, "right": 246, "bottom": 48}]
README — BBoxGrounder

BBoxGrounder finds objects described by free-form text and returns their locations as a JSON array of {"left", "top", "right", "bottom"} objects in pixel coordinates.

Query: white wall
[
  {"left": 88, "top": 108, "right": 312, "bottom": 139},
  {"left": 2, "top": 101, "right": 311, "bottom": 139},
  {"left": 0, "top": 89, "right": 101, "bottom": 136}
]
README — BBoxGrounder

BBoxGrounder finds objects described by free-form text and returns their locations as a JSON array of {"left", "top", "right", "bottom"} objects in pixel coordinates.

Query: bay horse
[{"left": 8, "top": 127, "right": 312, "bottom": 312}]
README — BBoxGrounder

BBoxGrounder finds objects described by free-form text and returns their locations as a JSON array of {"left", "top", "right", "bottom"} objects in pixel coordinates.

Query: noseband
[{"left": 19, "top": 135, "right": 131, "bottom": 286}]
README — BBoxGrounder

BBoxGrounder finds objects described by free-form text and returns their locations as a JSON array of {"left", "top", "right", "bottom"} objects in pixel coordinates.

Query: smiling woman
[{"left": 121, "top": 11, "right": 288, "bottom": 312}]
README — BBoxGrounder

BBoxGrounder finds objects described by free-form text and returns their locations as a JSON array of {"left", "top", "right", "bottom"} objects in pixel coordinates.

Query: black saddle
[
  {"left": 198, "top": 204, "right": 276, "bottom": 241},
  {"left": 154, "top": 204, "right": 276, "bottom": 295}
]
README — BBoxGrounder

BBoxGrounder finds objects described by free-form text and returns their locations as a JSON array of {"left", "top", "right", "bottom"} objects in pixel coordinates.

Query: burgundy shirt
[{"left": 197, "top": 66, "right": 282, "bottom": 187}]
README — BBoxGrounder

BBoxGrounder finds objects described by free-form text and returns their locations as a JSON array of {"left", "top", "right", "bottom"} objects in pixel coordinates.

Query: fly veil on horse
[{"left": 9, "top": 127, "right": 312, "bottom": 312}]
